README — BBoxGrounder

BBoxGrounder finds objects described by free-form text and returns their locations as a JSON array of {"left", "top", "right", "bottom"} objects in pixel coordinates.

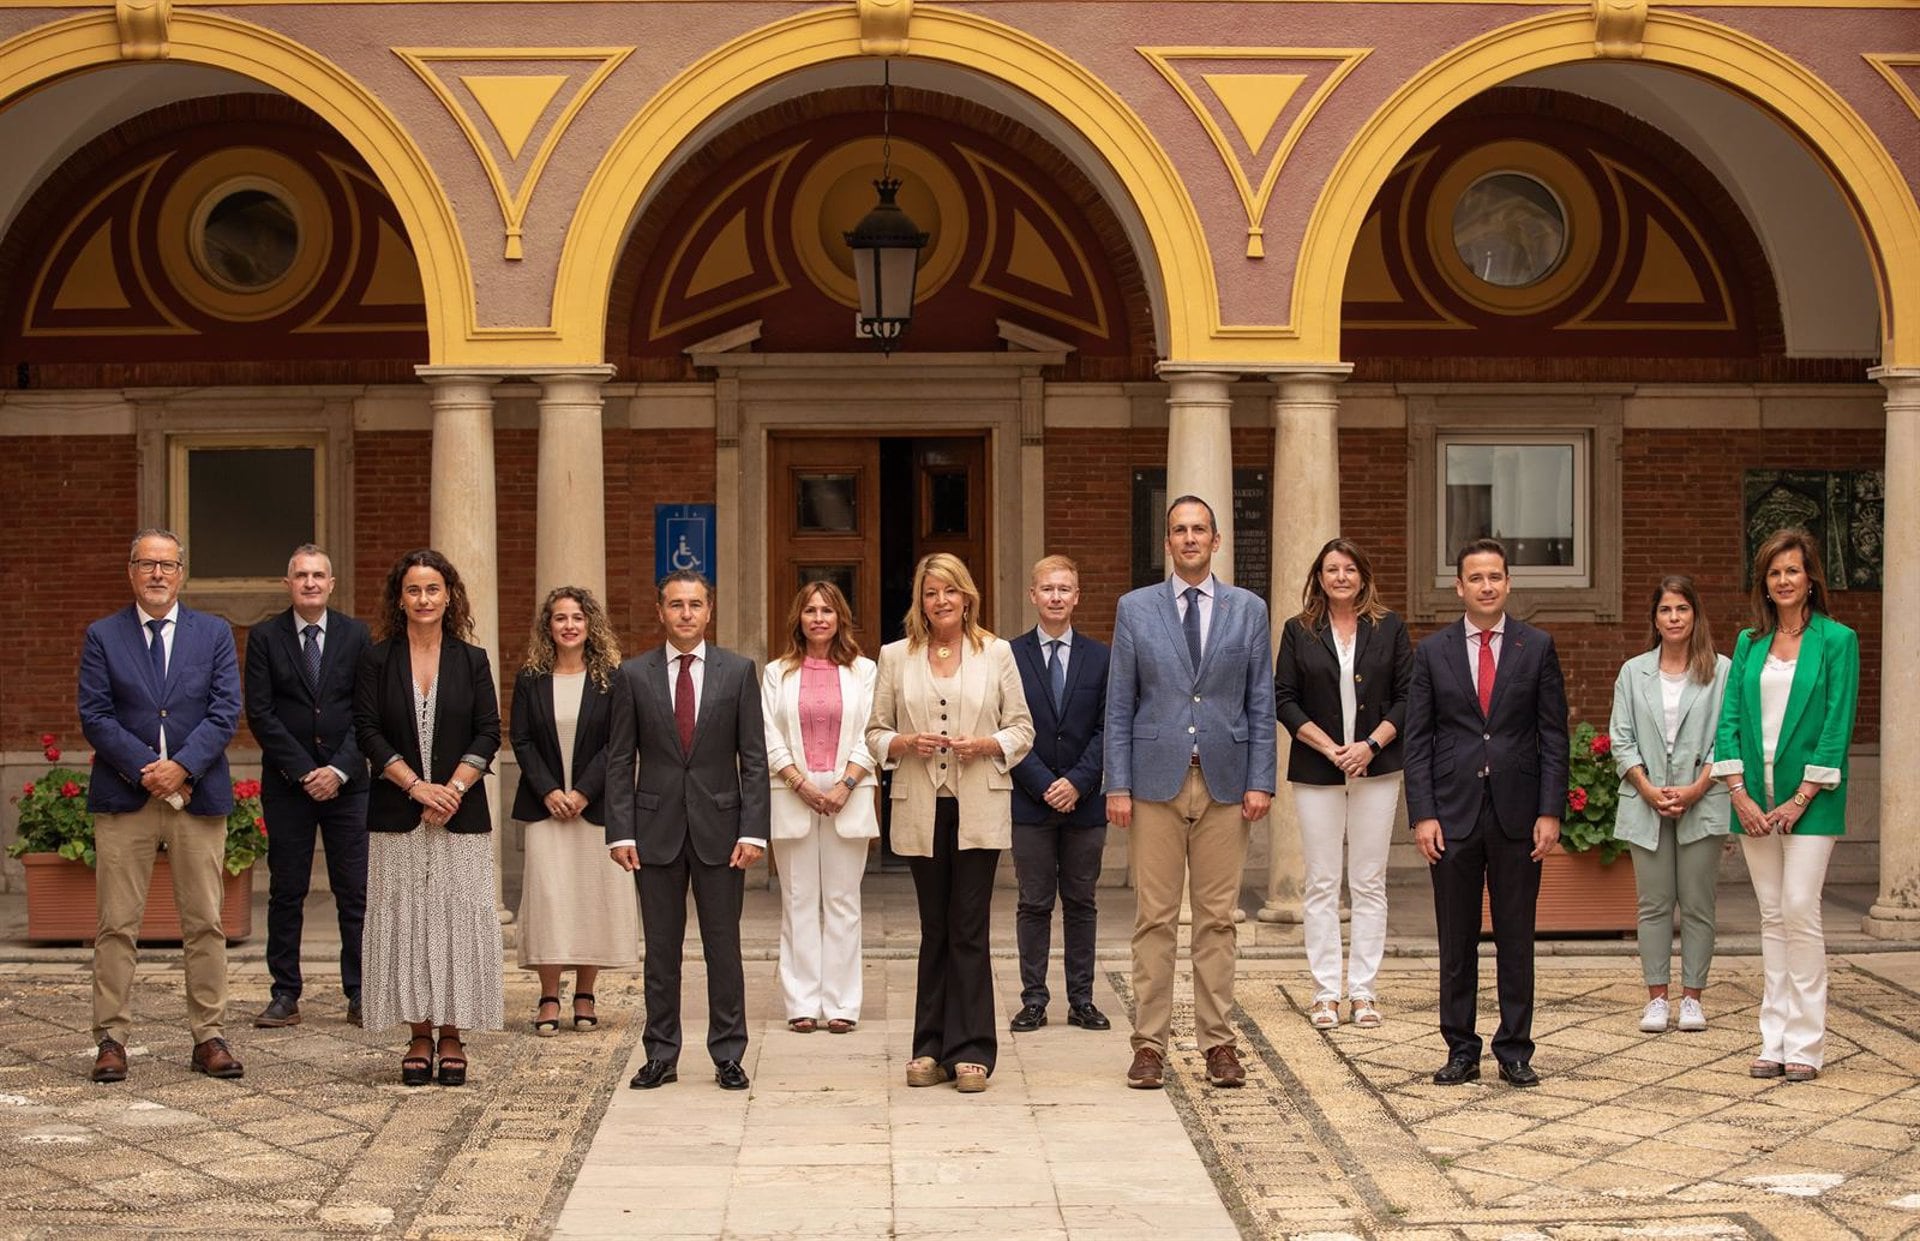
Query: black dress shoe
[
  {"left": 252, "top": 995, "right": 302, "bottom": 1028},
  {"left": 714, "top": 1060, "right": 750, "bottom": 1090},
  {"left": 1067, "top": 1003, "right": 1111, "bottom": 1031},
  {"left": 345, "top": 997, "right": 362, "bottom": 1028},
  {"left": 1432, "top": 1054, "right": 1481, "bottom": 1085},
  {"left": 629, "top": 1059, "right": 678, "bottom": 1089},
  {"left": 1009, "top": 1004, "right": 1048, "bottom": 1032},
  {"left": 1498, "top": 1060, "right": 1541, "bottom": 1088}
]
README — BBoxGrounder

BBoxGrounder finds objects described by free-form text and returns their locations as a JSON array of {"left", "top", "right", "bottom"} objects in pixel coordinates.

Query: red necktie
[
  {"left": 1477, "top": 629, "right": 1496, "bottom": 716},
  {"left": 675, "top": 653, "right": 697, "bottom": 753}
]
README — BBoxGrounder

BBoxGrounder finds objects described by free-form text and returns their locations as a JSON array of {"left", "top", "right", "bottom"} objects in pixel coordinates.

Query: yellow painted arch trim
[
  {"left": 0, "top": 11, "right": 469, "bottom": 361},
  {"left": 1296, "top": 10, "right": 1920, "bottom": 366},
  {"left": 554, "top": 5, "right": 1217, "bottom": 366}
]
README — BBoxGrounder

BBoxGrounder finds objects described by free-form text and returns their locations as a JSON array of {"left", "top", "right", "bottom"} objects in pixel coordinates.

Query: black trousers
[
  {"left": 1011, "top": 817, "right": 1106, "bottom": 1009},
  {"left": 262, "top": 788, "right": 368, "bottom": 1002},
  {"left": 909, "top": 799, "right": 1000, "bottom": 1074},
  {"left": 637, "top": 846, "right": 747, "bottom": 1065},
  {"left": 1430, "top": 791, "right": 1540, "bottom": 1064}
]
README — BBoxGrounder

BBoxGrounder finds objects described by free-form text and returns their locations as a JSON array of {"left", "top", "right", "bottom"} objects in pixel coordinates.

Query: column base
[
  {"left": 1862, "top": 904, "right": 1920, "bottom": 940},
  {"left": 1256, "top": 899, "right": 1303, "bottom": 924}
]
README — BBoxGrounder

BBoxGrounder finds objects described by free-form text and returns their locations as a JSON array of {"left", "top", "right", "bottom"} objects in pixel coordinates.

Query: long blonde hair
[
  {"left": 902, "top": 553, "right": 993, "bottom": 653},
  {"left": 522, "top": 585, "right": 622, "bottom": 689}
]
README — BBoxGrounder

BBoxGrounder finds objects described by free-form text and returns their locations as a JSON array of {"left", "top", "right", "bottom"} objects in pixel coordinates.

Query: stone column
[
  {"left": 1866, "top": 367, "right": 1920, "bottom": 938},
  {"left": 1158, "top": 367, "right": 1239, "bottom": 582},
  {"left": 419, "top": 369, "right": 508, "bottom": 923},
  {"left": 1258, "top": 367, "right": 1351, "bottom": 923},
  {"left": 534, "top": 368, "right": 614, "bottom": 605}
]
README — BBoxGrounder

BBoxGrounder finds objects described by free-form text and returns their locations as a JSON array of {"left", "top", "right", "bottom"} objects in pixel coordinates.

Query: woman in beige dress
[{"left": 510, "top": 586, "right": 637, "bottom": 1035}]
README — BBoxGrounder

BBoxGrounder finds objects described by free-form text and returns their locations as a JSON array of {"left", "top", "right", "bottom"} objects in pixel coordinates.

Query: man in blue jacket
[
  {"left": 79, "top": 529, "right": 243, "bottom": 1083},
  {"left": 1009, "top": 555, "right": 1111, "bottom": 1034}
]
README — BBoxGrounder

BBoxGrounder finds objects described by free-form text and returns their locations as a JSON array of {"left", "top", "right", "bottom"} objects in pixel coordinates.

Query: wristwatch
[
  {"left": 1792, "top": 790, "right": 1811, "bottom": 807},
  {"left": 841, "top": 775, "right": 859, "bottom": 790},
  {"left": 450, "top": 778, "right": 469, "bottom": 795},
  {"left": 1365, "top": 738, "right": 1382, "bottom": 755}
]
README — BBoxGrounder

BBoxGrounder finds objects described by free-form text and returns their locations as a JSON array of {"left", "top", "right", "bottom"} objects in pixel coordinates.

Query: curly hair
[
  {"left": 523, "top": 585, "right": 622, "bottom": 689},
  {"left": 902, "top": 553, "right": 993, "bottom": 653},
  {"left": 377, "top": 549, "right": 473, "bottom": 642}
]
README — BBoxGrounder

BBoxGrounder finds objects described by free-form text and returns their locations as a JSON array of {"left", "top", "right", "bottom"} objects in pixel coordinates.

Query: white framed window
[{"left": 1433, "top": 432, "right": 1588, "bottom": 590}]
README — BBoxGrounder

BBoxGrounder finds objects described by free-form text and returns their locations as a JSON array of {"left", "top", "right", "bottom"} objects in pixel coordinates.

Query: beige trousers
[
  {"left": 93, "top": 801, "right": 229, "bottom": 1044},
  {"left": 1130, "top": 766, "right": 1248, "bottom": 1054}
]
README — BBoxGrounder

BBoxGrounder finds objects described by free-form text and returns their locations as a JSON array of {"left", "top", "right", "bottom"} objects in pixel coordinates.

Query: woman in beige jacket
[{"left": 868, "top": 553, "right": 1034, "bottom": 1093}]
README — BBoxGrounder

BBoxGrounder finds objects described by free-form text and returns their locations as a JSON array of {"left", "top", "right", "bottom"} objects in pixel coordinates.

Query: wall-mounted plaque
[
  {"left": 1131, "top": 467, "right": 1271, "bottom": 604},
  {"left": 1742, "top": 469, "right": 1883, "bottom": 590}
]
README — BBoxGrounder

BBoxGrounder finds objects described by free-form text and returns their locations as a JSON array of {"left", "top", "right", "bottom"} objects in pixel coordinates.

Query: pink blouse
[{"left": 798, "top": 657, "right": 843, "bottom": 773}]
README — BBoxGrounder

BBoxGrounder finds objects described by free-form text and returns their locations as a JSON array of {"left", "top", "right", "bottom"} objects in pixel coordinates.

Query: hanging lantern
[{"left": 843, "top": 61, "right": 928, "bottom": 352}]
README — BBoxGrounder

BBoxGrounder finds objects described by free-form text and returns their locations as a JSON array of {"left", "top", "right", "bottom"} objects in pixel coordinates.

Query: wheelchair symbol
[{"left": 670, "top": 533, "right": 701, "bottom": 572}]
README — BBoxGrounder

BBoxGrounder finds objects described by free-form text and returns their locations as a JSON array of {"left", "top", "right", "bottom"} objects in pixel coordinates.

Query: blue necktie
[
  {"left": 1182, "top": 587, "right": 1203, "bottom": 670},
  {"left": 146, "top": 617, "right": 168, "bottom": 691},
  {"left": 1046, "top": 639, "right": 1066, "bottom": 712},
  {"left": 302, "top": 624, "right": 323, "bottom": 694}
]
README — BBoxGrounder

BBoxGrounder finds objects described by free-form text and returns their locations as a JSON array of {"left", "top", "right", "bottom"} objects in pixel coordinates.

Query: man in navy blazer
[
  {"left": 1405, "top": 538, "right": 1568, "bottom": 1088},
  {"left": 1009, "top": 555, "right": 1111, "bottom": 1035},
  {"left": 1106, "top": 496, "right": 1275, "bottom": 1091},
  {"left": 244, "top": 545, "right": 372, "bottom": 1030},
  {"left": 78, "top": 529, "right": 244, "bottom": 1083}
]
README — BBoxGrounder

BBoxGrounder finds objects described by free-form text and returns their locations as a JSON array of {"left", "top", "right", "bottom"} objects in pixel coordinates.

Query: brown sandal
[
  {"left": 826, "top": 1019, "right": 856, "bottom": 1034},
  {"left": 401, "top": 1035, "right": 433, "bottom": 1087},
  {"left": 787, "top": 1017, "right": 818, "bottom": 1034}
]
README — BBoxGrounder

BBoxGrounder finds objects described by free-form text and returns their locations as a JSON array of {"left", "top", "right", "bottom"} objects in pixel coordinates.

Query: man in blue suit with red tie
[
  {"left": 78, "top": 529, "right": 243, "bottom": 1083},
  {"left": 1008, "top": 555, "right": 1111, "bottom": 1034}
]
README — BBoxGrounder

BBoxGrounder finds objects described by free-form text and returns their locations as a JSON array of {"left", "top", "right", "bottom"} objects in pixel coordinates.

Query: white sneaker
[
  {"left": 1677, "top": 997, "right": 1707, "bottom": 1031},
  {"left": 1639, "top": 997, "right": 1670, "bottom": 1032}
]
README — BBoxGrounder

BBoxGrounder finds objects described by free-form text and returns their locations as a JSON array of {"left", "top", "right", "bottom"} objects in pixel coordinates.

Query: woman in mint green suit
[
  {"left": 1609, "top": 576, "right": 1730, "bottom": 1036},
  {"left": 1711, "top": 529, "right": 1859, "bottom": 1083}
]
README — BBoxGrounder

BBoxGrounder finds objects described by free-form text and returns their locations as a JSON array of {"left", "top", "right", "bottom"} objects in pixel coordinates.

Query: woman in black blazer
[
  {"left": 353, "top": 549, "right": 502, "bottom": 1087},
  {"left": 509, "top": 586, "right": 636, "bottom": 1036},
  {"left": 1274, "top": 537, "right": 1412, "bottom": 1031}
]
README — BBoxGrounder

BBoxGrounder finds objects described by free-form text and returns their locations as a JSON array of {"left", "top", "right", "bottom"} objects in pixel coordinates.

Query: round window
[
  {"left": 1450, "top": 172, "right": 1566, "bottom": 288},
  {"left": 196, "top": 187, "right": 299, "bottom": 291}
]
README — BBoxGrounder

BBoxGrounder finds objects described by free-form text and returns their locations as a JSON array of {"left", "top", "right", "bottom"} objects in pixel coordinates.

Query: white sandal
[
  {"left": 1350, "top": 999, "right": 1383, "bottom": 1028},
  {"left": 1308, "top": 1000, "right": 1340, "bottom": 1030}
]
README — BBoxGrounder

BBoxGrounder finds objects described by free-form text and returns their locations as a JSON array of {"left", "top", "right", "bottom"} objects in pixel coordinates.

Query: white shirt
[
  {"left": 1171, "top": 574, "right": 1216, "bottom": 656},
  {"left": 1759, "top": 654, "right": 1796, "bottom": 802},
  {"left": 1335, "top": 626, "right": 1359, "bottom": 745},
  {"left": 139, "top": 602, "right": 181, "bottom": 760},
  {"left": 609, "top": 640, "right": 766, "bottom": 851},
  {"left": 1037, "top": 625, "right": 1074, "bottom": 683},
  {"left": 1659, "top": 669, "right": 1688, "bottom": 750},
  {"left": 1464, "top": 616, "right": 1507, "bottom": 700}
]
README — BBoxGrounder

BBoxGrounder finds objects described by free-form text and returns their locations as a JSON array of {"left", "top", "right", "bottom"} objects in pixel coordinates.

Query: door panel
[
  {"left": 912, "top": 437, "right": 990, "bottom": 621},
  {"left": 767, "top": 436, "right": 883, "bottom": 659}
]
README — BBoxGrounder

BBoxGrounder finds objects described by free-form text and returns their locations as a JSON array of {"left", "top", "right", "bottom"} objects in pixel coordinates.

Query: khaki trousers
[
  {"left": 93, "top": 802, "right": 229, "bottom": 1045},
  {"left": 1130, "top": 766, "right": 1247, "bottom": 1054}
]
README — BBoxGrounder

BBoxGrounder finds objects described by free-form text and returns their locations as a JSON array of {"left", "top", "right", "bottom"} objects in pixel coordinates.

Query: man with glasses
[{"left": 78, "top": 529, "right": 244, "bottom": 1083}]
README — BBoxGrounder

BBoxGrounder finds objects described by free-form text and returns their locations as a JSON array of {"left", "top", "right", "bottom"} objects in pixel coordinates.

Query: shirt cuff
[
  {"left": 328, "top": 766, "right": 348, "bottom": 784},
  {"left": 737, "top": 836, "right": 768, "bottom": 850},
  {"left": 606, "top": 838, "right": 636, "bottom": 850},
  {"left": 1801, "top": 765, "right": 1842, "bottom": 788},
  {"left": 458, "top": 753, "right": 492, "bottom": 773},
  {"left": 1709, "top": 759, "right": 1745, "bottom": 778}
]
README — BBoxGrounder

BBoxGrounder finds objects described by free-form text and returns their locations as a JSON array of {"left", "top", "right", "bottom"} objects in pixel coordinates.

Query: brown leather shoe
[
  {"left": 1204, "top": 1043, "right": 1247, "bottom": 1088},
  {"left": 190, "top": 1037, "right": 245, "bottom": 1079},
  {"left": 1126, "top": 1046, "right": 1165, "bottom": 1090},
  {"left": 91, "top": 1038, "right": 128, "bottom": 1083}
]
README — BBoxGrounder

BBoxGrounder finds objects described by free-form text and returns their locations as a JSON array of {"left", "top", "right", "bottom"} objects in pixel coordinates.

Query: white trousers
[
  {"left": 1292, "top": 773, "right": 1403, "bottom": 1002},
  {"left": 1741, "top": 832, "right": 1835, "bottom": 1068},
  {"left": 772, "top": 773, "right": 869, "bottom": 1022}
]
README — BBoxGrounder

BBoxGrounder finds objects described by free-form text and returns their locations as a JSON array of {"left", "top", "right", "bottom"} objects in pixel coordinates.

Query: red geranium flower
[
  {"left": 60, "top": 781, "right": 81, "bottom": 799},
  {"left": 1589, "top": 733, "right": 1612, "bottom": 757},
  {"left": 1568, "top": 787, "right": 1589, "bottom": 812},
  {"left": 38, "top": 733, "right": 54, "bottom": 747},
  {"left": 254, "top": 815, "right": 266, "bottom": 835},
  {"left": 22, "top": 782, "right": 34, "bottom": 797},
  {"left": 43, "top": 746, "right": 60, "bottom": 762}
]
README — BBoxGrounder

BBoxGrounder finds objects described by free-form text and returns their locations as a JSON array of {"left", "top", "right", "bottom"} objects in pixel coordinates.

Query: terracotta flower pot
[
  {"left": 1481, "top": 846, "right": 1638, "bottom": 935},
  {"left": 20, "top": 852, "right": 254, "bottom": 944}
]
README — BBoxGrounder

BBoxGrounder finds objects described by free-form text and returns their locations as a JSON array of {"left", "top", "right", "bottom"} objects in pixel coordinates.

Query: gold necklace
[{"left": 936, "top": 645, "right": 953, "bottom": 659}]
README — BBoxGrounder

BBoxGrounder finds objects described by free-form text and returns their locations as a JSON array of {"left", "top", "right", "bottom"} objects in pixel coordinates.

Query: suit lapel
[
  {"left": 1485, "top": 621, "right": 1522, "bottom": 721},
  {"left": 652, "top": 649, "right": 688, "bottom": 760},
  {"left": 1196, "top": 590, "right": 1229, "bottom": 679},
  {"left": 161, "top": 609, "right": 192, "bottom": 700},
  {"left": 1019, "top": 631, "right": 1059, "bottom": 728},
  {"left": 1779, "top": 617, "right": 1825, "bottom": 746},
  {"left": 1636, "top": 656, "right": 1665, "bottom": 741},
  {"left": 1351, "top": 616, "right": 1373, "bottom": 671},
  {"left": 1436, "top": 622, "right": 1475, "bottom": 714},
  {"left": 570, "top": 674, "right": 605, "bottom": 774},
  {"left": 689, "top": 649, "right": 724, "bottom": 755},
  {"left": 118, "top": 607, "right": 162, "bottom": 703},
  {"left": 1157, "top": 584, "right": 1198, "bottom": 682},
  {"left": 1673, "top": 674, "right": 1706, "bottom": 742}
]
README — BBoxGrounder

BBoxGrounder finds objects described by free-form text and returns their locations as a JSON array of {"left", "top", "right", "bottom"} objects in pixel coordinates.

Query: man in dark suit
[
  {"left": 607, "top": 569, "right": 769, "bottom": 1091},
  {"left": 78, "top": 528, "right": 244, "bottom": 1083},
  {"left": 1008, "top": 555, "right": 1111, "bottom": 1034},
  {"left": 244, "top": 544, "right": 372, "bottom": 1029},
  {"left": 1405, "top": 538, "right": 1569, "bottom": 1088}
]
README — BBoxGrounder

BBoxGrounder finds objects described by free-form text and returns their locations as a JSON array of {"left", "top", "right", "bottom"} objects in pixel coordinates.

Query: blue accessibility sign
[{"left": 655, "top": 503, "right": 716, "bottom": 586}]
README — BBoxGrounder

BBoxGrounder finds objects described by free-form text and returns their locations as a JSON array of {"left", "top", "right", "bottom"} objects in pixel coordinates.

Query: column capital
[
  {"left": 1155, "top": 362, "right": 1244, "bottom": 384},
  {"left": 1263, "top": 362, "right": 1354, "bottom": 384},
  {"left": 1869, "top": 366, "right": 1920, "bottom": 399},
  {"left": 416, "top": 363, "right": 616, "bottom": 384}
]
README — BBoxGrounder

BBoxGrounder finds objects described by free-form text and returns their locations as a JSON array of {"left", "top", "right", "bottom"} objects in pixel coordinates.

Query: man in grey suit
[
  {"left": 607, "top": 570, "right": 769, "bottom": 1091},
  {"left": 1106, "top": 496, "right": 1275, "bottom": 1091}
]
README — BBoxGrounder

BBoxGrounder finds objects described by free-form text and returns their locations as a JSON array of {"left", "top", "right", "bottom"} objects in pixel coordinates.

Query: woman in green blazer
[
  {"left": 1711, "top": 529, "right": 1859, "bottom": 1083},
  {"left": 1609, "top": 576, "right": 1730, "bottom": 1035}
]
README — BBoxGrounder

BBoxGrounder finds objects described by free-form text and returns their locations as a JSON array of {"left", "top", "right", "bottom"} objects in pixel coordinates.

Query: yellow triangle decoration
[
  {"left": 1007, "top": 210, "right": 1072, "bottom": 295},
  {"left": 685, "top": 209, "right": 755, "bottom": 298},
  {"left": 1202, "top": 73, "right": 1304, "bottom": 153},
  {"left": 1627, "top": 217, "right": 1704, "bottom": 304},
  {"left": 364, "top": 219, "right": 427, "bottom": 306},
  {"left": 1343, "top": 211, "right": 1399, "bottom": 303},
  {"left": 52, "top": 222, "right": 131, "bottom": 311},
  {"left": 460, "top": 74, "right": 568, "bottom": 162}
]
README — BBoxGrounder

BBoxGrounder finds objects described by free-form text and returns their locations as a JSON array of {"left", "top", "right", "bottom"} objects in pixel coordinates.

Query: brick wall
[{"left": 606, "top": 427, "right": 718, "bottom": 654}]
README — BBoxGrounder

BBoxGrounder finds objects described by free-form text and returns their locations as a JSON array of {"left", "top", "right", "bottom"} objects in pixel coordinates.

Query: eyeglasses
[{"left": 131, "top": 559, "right": 184, "bottom": 575}]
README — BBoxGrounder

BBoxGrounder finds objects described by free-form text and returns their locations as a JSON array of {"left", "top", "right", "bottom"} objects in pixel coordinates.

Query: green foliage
[
  {"left": 1564, "top": 721, "right": 1629, "bottom": 864},
  {"left": 8, "top": 766, "right": 96, "bottom": 867}
]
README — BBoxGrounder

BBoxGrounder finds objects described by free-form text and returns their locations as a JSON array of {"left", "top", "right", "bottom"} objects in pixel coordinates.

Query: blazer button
[
  {"left": 1483, "top": 733, "right": 1491, "bottom": 741},
  {"left": 159, "top": 709, "right": 168, "bottom": 718},
  {"left": 1192, "top": 695, "right": 1201, "bottom": 703},
  {"left": 1187, "top": 725, "right": 1196, "bottom": 734}
]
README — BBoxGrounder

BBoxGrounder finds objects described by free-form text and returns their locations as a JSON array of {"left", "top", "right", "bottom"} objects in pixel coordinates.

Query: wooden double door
[{"left": 767, "top": 433, "right": 990, "bottom": 663}]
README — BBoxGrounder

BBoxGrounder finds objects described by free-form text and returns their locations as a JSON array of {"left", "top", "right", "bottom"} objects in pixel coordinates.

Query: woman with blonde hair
[
  {"left": 509, "top": 586, "right": 636, "bottom": 1035},
  {"left": 1609, "top": 575, "right": 1731, "bottom": 1034},
  {"left": 868, "top": 554, "right": 1033, "bottom": 1093},
  {"left": 1713, "top": 529, "right": 1858, "bottom": 1082},
  {"left": 762, "top": 581, "right": 879, "bottom": 1033}
]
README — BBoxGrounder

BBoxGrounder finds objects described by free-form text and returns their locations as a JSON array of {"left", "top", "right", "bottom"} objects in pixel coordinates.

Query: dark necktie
[
  {"left": 675, "top": 653, "right": 697, "bottom": 753},
  {"left": 146, "top": 617, "right": 168, "bottom": 691},
  {"left": 302, "top": 623, "right": 323, "bottom": 694},
  {"left": 1182, "top": 587, "right": 1203, "bottom": 670},
  {"left": 1477, "top": 629, "right": 1496, "bottom": 716},
  {"left": 1046, "top": 639, "right": 1066, "bottom": 712}
]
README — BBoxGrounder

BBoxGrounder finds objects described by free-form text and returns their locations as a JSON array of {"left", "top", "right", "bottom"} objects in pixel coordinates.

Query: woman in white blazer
[
  {"left": 762, "top": 581, "right": 879, "bottom": 1033},
  {"left": 868, "top": 553, "right": 1034, "bottom": 1093},
  {"left": 1609, "top": 575, "right": 1731, "bottom": 1036}
]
